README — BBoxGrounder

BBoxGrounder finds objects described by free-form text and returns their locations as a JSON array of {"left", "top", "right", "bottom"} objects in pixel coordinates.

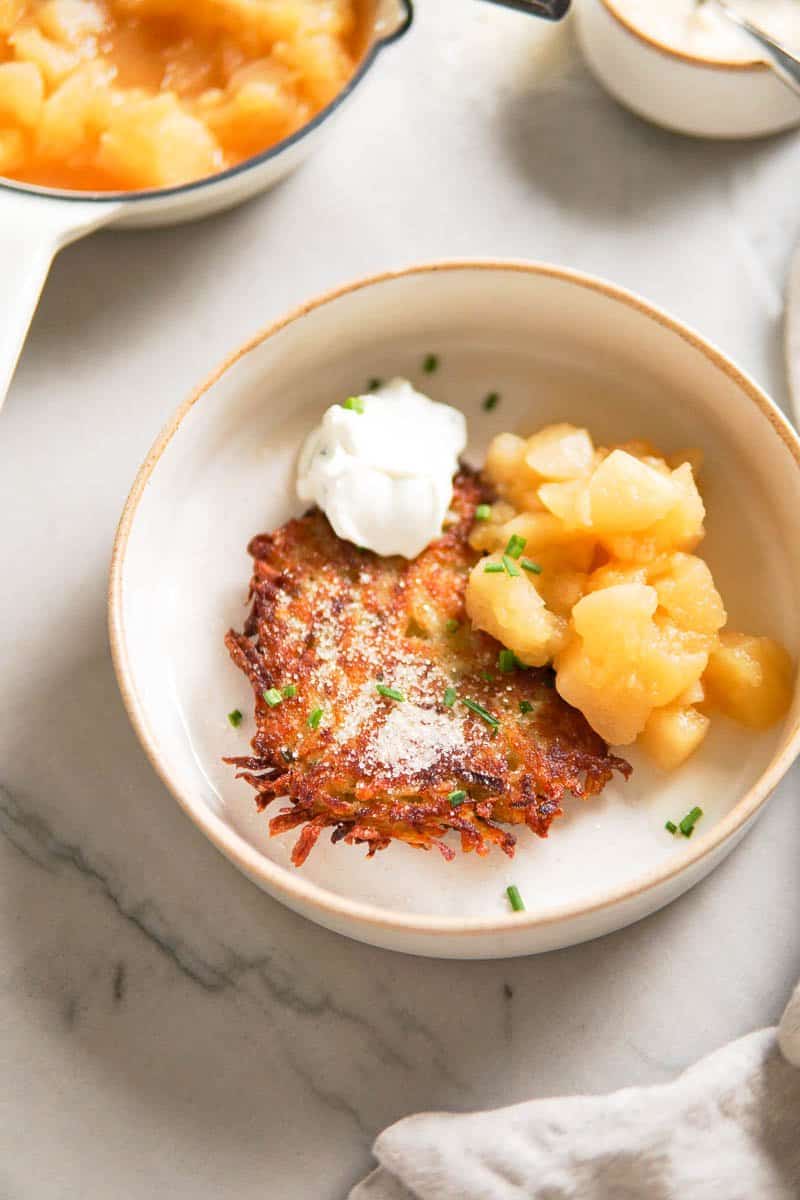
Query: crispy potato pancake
[{"left": 225, "top": 469, "right": 630, "bottom": 866}]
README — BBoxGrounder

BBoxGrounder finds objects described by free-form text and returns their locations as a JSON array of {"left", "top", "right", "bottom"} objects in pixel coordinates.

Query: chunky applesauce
[
  {"left": 467, "top": 425, "right": 794, "bottom": 769},
  {"left": 0, "top": 0, "right": 361, "bottom": 191}
]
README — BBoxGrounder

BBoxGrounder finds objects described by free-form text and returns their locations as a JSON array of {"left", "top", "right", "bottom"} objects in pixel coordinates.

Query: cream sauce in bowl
[{"left": 610, "top": 0, "right": 800, "bottom": 62}]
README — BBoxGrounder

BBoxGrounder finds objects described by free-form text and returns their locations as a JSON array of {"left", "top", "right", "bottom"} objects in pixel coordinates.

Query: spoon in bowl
[{"left": 697, "top": 0, "right": 800, "bottom": 94}]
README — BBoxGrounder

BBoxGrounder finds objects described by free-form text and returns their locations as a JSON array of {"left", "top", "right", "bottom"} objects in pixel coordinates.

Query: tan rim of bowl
[
  {"left": 600, "top": 0, "right": 767, "bottom": 71},
  {"left": 109, "top": 259, "right": 800, "bottom": 941}
]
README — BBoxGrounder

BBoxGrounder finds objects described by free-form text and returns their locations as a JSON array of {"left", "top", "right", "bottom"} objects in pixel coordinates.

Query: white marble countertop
[{"left": 2, "top": 4, "right": 800, "bottom": 1197}]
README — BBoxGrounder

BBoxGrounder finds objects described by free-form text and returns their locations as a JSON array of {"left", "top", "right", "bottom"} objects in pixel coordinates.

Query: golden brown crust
[{"left": 224, "top": 469, "right": 630, "bottom": 866}]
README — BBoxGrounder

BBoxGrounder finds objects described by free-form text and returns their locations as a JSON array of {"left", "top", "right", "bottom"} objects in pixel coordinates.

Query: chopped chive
[
  {"left": 367, "top": 377, "right": 383, "bottom": 391},
  {"left": 506, "top": 884, "right": 525, "bottom": 912},
  {"left": 665, "top": 820, "right": 678, "bottom": 835},
  {"left": 498, "top": 649, "right": 517, "bottom": 673},
  {"left": 282, "top": 684, "right": 298, "bottom": 699},
  {"left": 484, "top": 562, "right": 505, "bottom": 574},
  {"left": 376, "top": 683, "right": 405, "bottom": 702},
  {"left": 519, "top": 700, "right": 534, "bottom": 715},
  {"left": 502, "top": 555, "right": 521, "bottom": 577},
  {"left": 521, "top": 558, "right": 543, "bottom": 575},
  {"left": 342, "top": 395, "right": 365, "bottom": 413},
  {"left": 227, "top": 709, "right": 243, "bottom": 728},
  {"left": 423, "top": 353, "right": 439, "bottom": 373},
  {"left": 443, "top": 686, "right": 457, "bottom": 708},
  {"left": 480, "top": 671, "right": 494, "bottom": 683},
  {"left": 263, "top": 688, "right": 282, "bottom": 708},
  {"left": 445, "top": 618, "right": 460, "bottom": 635},
  {"left": 483, "top": 392, "right": 500, "bottom": 412},
  {"left": 463, "top": 697, "right": 500, "bottom": 728},
  {"left": 307, "top": 707, "right": 324, "bottom": 730},
  {"left": 448, "top": 789, "right": 467, "bottom": 806},
  {"left": 505, "top": 534, "right": 527, "bottom": 560},
  {"left": 474, "top": 504, "right": 492, "bottom": 522},
  {"left": 679, "top": 806, "right": 704, "bottom": 837}
]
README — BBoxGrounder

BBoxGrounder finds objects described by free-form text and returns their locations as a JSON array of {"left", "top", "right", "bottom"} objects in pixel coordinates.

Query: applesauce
[
  {"left": 0, "top": 0, "right": 361, "bottom": 191},
  {"left": 467, "top": 425, "right": 793, "bottom": 768}
]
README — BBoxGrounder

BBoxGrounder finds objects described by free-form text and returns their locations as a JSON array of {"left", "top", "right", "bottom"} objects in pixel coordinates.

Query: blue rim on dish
[{"left": 0, "top": 0, "right": 413, "bottom": 206}]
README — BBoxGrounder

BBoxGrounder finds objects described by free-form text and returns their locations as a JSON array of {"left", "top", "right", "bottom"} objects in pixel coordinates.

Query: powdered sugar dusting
[{"left": 363, "top": 704, "right": 467, "bottom": 780}]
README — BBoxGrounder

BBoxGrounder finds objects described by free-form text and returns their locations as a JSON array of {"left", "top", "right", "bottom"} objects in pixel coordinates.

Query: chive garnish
[
  {"left": 448, "top": 790, "right": 467, "bottom": 806},
  {"left": 376, "top": 683, "right": 405, "bottom": 702},
  {"left": 498, "top": 649, "right": 517, "bottom": 673},
  {"left": 445, "top": 618, "right": 460, "bottom": 635},
  {"left": 307, "top": 707, "right": 323, "bottom": 730},
  {"left": 227, "top": 709, "right": 243, "bottom": 727},
  {"left": 505, "top": 534, "right": 527, "bottom": 560},
  {"left": 483, "top": 392, "right": 500, "bottom": 412},
  {"left": 519, "top": 700, "right": 534, "bottom": 715},
  {"left": 665, "top": 820, "right": 678, "bottom": 835},
  {"left": 463, "top": 697, "right": 500, "bottom": 728},
  {"left": 506, "top": 884, "right": 525, "bottom": 912},
  {"left": 367, "top": 377, "right": 383, "bottom": 391},
  {"left": 475, "top": 504, "right": 492, "bottom": 522},
  {"left": 484, "top": 562, "right": 504, "bottom": 574},
  {"left": 679, "top": 807, "right": 704, "bottom": 837},
  {"left": 443, "top": 686, "right": 457, "bottom": 708},
  {"left": 521, "top": 558, "right": 543, "bottom": 575},
  {"left": 263, "top": 688, "right": 282, "bottom": 708},
  {"left": 480, "top": 671, "right": 494, "bottom": 683},
  {"left": 502, "top": 555, "right": 521, "bottom": 577},
  {"left": 282, "top": 684, "right": 298, "bottom": 699},
  {"left": 423, "top": 353, "right": 439, "bottom": 373},
  {"left": 342, "top": 395, "right": 365, "bottom": 413}
]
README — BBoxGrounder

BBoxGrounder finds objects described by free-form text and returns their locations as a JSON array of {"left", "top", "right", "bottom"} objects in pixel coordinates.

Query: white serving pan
[
  {"left": 576, "top": 0, "right": 800, "bottom": 139},
  {"left": 109, "top": 260, "right": 800, "bottom": 959},
  {"left": 0, "top": 0, "right": 412, "bottom": 410}
]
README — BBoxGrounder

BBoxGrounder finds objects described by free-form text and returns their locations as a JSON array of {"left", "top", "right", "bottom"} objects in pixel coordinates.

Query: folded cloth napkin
[{"left": 349, "top": 984, "right": 800, "bottom": 1200}]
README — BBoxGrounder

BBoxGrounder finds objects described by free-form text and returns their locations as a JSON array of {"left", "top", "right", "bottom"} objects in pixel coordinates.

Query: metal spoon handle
[
  {"left": 480, "top": 0, "right": 571, "bottom": 19},
  {"left": 709, "top": 0, "right": 800, "bottom": 95}
]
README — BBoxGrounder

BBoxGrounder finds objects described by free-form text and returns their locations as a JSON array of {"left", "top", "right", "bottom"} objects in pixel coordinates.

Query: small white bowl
[
  {"left": 0, "top": 0, "right": 411, "bottom": 409},
  {"left": 110, "top": 260, "right": 800, "bottom": 959},
  {"left": 576, "top": 0, "right": 800, "bottom": 139}
]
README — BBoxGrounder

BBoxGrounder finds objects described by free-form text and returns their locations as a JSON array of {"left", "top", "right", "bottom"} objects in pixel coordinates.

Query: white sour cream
[
  {"left": 297, "top": 378, "right": 467, "bottom": 559},
  {"left": 611, "top": 0, "right": 800, "bottom": 61}
]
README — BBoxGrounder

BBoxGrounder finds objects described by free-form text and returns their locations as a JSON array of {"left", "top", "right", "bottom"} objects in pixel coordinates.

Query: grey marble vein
[{"left": 0, "top": 784, "right": 229, "bottom": 989}]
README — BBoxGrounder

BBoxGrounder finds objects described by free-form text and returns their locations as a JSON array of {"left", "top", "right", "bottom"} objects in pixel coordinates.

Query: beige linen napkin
[{"left": 349, "top": 986, "right": 800, "bottom": 1200}]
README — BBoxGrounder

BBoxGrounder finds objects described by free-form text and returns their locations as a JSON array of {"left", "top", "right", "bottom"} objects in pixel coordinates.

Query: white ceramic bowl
[
  {"left": 110, "top": 260, "right": 800, "bottom": 959},
  {"left": 0, "top": 0, "right": 411, "bottom": 409},
  {"left": 576, "top": 0, "right": 800, "bottom": 139}
]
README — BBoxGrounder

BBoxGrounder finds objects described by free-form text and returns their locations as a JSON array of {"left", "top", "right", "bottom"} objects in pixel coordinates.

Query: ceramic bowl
[
  {"left": 576, "top": 0, "right": 800, "bottom": 139},
  {"left": 110, "top": 260, "right": 800, "bottom": 959},
  {"left": 0, "top": 0, "right": 412, "bottom": 409}
]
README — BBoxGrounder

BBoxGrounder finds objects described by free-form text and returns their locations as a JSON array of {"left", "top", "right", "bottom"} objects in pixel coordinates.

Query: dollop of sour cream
[{"left": 297, "top": 378, "right": 467, "bottom": 559}]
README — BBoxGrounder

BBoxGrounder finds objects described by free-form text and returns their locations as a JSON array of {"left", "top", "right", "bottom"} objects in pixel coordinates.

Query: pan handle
[
  {"left": 0, "top": 187, "right": 121, "bottom": 413},
  {"left": 480, "top": 0, "right": 571, "bottom": 19}
]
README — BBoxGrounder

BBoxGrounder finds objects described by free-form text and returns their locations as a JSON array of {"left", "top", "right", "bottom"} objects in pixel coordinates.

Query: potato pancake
[{"left": 225, "top": 469, "right": 630, "bottom": 866}]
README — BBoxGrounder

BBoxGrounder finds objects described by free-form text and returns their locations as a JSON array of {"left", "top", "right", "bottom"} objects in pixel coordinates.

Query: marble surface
[{"left": 2, "top": 4, "right": 800, "bottom": 1197}]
